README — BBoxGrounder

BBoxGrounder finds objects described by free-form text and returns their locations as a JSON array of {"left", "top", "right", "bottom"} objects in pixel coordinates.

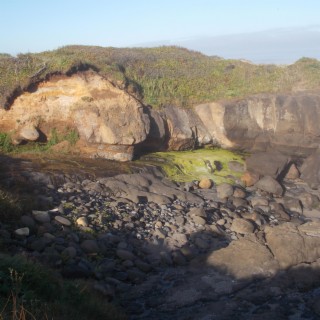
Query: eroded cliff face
[
  {"left": 0, "top": 71, "right": 150, "bottom": 161},
  {"left": 1, "top": 71, "right": 320, "bottom": 160},
  {"left": 194, "top": 92, "right": 320, "bottom": 157}
]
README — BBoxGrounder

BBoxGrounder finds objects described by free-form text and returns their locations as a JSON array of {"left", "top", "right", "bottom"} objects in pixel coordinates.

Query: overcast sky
[{"left": 1, "top": 0, "right": 320, "bottom": 64}]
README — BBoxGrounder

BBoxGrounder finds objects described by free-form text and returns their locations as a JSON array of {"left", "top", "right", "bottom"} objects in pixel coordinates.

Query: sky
[{"left": 1, "top": 0, "right": 320, "bottom": 64}]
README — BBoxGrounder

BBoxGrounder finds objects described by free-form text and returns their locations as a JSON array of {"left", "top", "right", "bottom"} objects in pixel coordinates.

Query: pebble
[
  {"left": 116, "top": 249, "right": 135, "bottom": 261},
  {"left": 55, "top": 216, "right": 72, "bottom": 226},
  {"left": 14, "top": 227, "right": 30, "bottom": 237},
  {"left": 32, "top": 210, "right": 51, "bottom": 223},
  {"left": 76, "top": 216, "right": 89, "bottom": 227},
  {"left": 230, "top": 218, "right": 255, "bottom": 234},
  {"left": 81, "top": 240, "right": 100, "bottom": 254}
]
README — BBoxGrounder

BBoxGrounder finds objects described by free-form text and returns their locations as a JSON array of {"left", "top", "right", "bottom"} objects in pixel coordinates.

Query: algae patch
[{"left": 139, "top": 149, "right": 245, "bottom": 184}]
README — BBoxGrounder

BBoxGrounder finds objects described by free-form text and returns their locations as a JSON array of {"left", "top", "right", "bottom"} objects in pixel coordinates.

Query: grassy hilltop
[{"left": 1, "top": 45, "right": 320, "bottom": 109}]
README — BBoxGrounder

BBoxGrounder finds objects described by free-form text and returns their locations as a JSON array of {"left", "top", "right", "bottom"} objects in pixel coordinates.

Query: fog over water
[{"left": 137, "top": 26, "right": 320, "bottom": 64}]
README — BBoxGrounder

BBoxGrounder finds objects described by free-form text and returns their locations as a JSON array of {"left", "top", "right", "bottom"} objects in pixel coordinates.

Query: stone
[
  {"left": 195, "top": 94, "right": 320, "bottom": 157},
  {"left": 18, "top": 125, "right": 39, "bottom": 141},
  {"left": 30, "top": 238, "right": 48, "bottom": 252},
  {"left": 300, "top": 149, "right": 320, "bottom": 189},
  {"left": 76, "top": 217, "right": 89, "bottom": 227},
  {"left": 281, "top": 197, "right": 303, "bottom": 214},
  {"left": 241, "top": 171, "right": 260, "bottom": 187},
  {"left": 207, "top": 236, "right": 280, "bottom": 279},
  {"left": 32, "top": 210, "right": 51, "bottom": 223},
  {"left": 162, "top": 105, "right": 196, "bottom": 150},
  {"left": 194, "top": 237, "right": 209, "bottom": 249},
  {"left": 216, "top": 183, "right": 233, "bottom": 199},
  {"left": 172, "top": 250, "right": 187, "bottom": 266},
  {"left": 230, "top": 218, "right": 255, "bottom": 234},
  {"left": 188, "top": 207, "right": 207, "bottom": 218},
  {"left": 116, "top": 249, "right": 135, "bottom": 261},
  {"left": 54, "top": 215, "right": 72, "bottom": 226},
  {"left": 62, "top": 246, "right": 77, "bottom": 259},
  {"left": 135, "top": 260, "right": 152, "bottom": 273},
  {"left": 298, "top": 192, "right": 320, "bottom": 210},
  {"left": 245, "top": 152, "right": 290, "bottom": 179},
  {"left": 81, "top": 240, "right": 100, "bottom": 254},
  {"left": 192, "top": 216, "right": 206, "bottom": 225},
  {"left": 14, "top": 227, "right": 30, "bottom": 237},
  {"left": 265, "top": 222, "right": 320, "bottom": 268},
  {"left": 0, "top": 71, "right": 150, "bottom": 161},
  {"left": 232, "top": 197, "right": 247, "bottom": 208},
  {"left": 285, "top": 163, "right": 300, "bottom": 179},
  {"left": 198, "top": 178, "right": 213, "bottom": 189},
  {"left": 233, "top": 187, "right": 246, "bottom": 198},
  {"left": 255, "top": 176, "right": 283, "bottom": 196},
  {"left": 20, "top": 215, "right": 36, "bottom": 229},
  {"left": 251, "top": 197, "right": 269, "bottom": 207}
]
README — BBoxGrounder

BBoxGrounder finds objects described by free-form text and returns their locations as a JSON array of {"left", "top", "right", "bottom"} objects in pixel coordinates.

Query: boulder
[
  {"left": 300, "top": 148, "right": 320, "bottom": 189},
  {"left": 245, "top": 151, "right": 290, "bottom": 179},
  {"left": 162, "top": 105, "right": 195, "bottom": 150},
  {"left": 194, "top": 92, "right": 320, "bottom": 157},
  {"left": 265, "top": 222, "right": 320, "bottom": 268},
  {"left": 285, "top": 163, "right": 300, "bottom": 180},
  {"left": 0, "top": 71, "right": 150, "bottom": 161},
  {"left": 207, "top": 236, "right": 279, "bottom": 279},
  {"left": 255, "top": 176, "right": 283, "bottom": 196}
]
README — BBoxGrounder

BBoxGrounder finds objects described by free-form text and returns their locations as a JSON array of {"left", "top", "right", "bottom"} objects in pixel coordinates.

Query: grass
[
  {"left": 0, "top": 128, "right": 79, "bottom": 155},
  {"left": 1, "top": 46, "right": 320, "bottom": 110},
  {"left": 0, "top": 255, "right": 126, "bottom": 320}
]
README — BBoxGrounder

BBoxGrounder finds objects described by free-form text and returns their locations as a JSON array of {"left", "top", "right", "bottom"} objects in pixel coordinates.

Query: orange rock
[
  {"left": 285, "top": 163, "right": 300, "bottom": 180},
  {"left": 199, "top": 178, "right": 213, "bottom": 189},
  {"left": 241, "top": 171, "right": 260, "bottom": 187}
]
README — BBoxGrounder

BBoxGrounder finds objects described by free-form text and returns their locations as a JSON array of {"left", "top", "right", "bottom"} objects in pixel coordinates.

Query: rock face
[
  {"left": 0, "top": 71, "right": 150, "bottom": 161},
  {"left": 2, "top": 73, "right": 320, "bottom": 161},
  {"left": 194, "top": 92, "right": 320, "bottom": 157}
]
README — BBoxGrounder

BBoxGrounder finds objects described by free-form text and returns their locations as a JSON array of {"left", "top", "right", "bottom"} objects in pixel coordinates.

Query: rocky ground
[{"left": 1, "top": 153, "right": 320, "bottom": 319}]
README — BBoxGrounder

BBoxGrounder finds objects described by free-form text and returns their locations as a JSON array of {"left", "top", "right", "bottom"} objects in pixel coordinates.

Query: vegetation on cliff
[{"left": 1, "top": 46, "right": 320, "bottom": 109}]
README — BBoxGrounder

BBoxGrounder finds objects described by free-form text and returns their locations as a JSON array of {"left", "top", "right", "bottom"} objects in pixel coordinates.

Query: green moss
[{"left": 139, "top": 148, "right": 245, "bottom": 184}]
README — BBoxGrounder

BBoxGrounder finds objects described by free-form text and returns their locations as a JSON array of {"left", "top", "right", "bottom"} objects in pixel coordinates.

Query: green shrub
[{"left": 0, "top": 255, "right": 126, "bottom": 320}]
